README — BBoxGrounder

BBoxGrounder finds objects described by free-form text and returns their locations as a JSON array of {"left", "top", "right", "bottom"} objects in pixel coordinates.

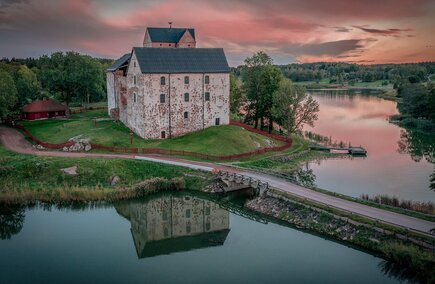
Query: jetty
[{"left": 309, "top": 144, "right": 367, "bottom": 155}]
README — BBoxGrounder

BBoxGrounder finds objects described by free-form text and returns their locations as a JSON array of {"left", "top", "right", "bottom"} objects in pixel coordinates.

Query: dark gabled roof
[
  {"left": 107, "top": 53, "right": 131, "bottom": 72},
  {"left": 146, "top": 27, "right": 195, "bottom": 43},
  {"left": 133, "top": 47, "right": 230, "bottom": 74},
  {"left": 22, "top": 99, "right": 66, "bottom": 113}
]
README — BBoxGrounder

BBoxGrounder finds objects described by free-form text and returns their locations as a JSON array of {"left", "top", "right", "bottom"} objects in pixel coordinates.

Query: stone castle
[{"left": 106, "top": 26, "right": 230, "bottom": 139}]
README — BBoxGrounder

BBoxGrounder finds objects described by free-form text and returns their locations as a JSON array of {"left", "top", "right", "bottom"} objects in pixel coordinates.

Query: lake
[
  {"left": 0, "top": 193, "right": 406, "bottom": 284},
  {"left": 305, "top": 90, "right": 434, "bottom": 202}
]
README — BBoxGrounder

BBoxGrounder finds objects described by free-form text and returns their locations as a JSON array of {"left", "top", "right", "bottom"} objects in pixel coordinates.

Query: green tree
[
  {"left": 0, "top": 70, "right": 18, "bottom": 119},
  {"left": 75, "top": 55, "right": 105, "bottom": 107},
  {"left": 15, "top": 65, "right": 41, "bottom": 107},
  {"left": 38, "top": 52, "right": 105, "bottom": 115},
  {"left": 271, "top": 78, "right": 319, "bottom": 137},
  {"left": 241, "top": 51, "right": 281, "bottom": 131},
  {"left": 229, "top": 73, "right": 245, "bottom": 114}
]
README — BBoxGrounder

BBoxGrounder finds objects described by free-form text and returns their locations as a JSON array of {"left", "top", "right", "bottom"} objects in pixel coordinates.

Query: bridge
[{"left": 218, "top": 170, "right": 269, "bottom": 194}]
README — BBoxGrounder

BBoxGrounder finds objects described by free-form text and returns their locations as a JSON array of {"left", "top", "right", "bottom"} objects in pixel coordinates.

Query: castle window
[
  {"left": 205, "top": 75, "right": 209, "bottom": 84},
  {"left": 185, "top": 209, "right": 191, "bottom": 218},
  {"left": 160, "top": 76, "right": 166, "bottom": 85},
  {"left": 184, "top": 111, "right": 189, "bottom": 119},
  {"left": 205, "top": 92, "right": 210, "bottom": 101},
  {"left": 215, "top": 118, "right": 220, "bottom": 125},
  {"left": 160, "top": 94, "right": 165, "bottom": 103},
  {"left": 184, "top": 76, "right": 189, "bottom": 84},
  {"left": 161, "top": 131, "right": 166, "bottom": 139},
  {"left": 133, "top": 93, "right": 137, "bottom": 103},
  {"left": 186, "top": 223, "right": 191, "bottom": 234},
  {"left": 133, "top": 75, "right": 136, "bottom": 85},
  {"left": 184, "top": 93, "right": 189, "bottom": 102},
  {"left": 133, "top": 61, "right": 136, "bottom": 67}
]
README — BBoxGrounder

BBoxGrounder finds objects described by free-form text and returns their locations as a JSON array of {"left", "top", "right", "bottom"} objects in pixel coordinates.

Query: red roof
[{"left": 22, "top": 99, "right": 66, "bottom": 113}]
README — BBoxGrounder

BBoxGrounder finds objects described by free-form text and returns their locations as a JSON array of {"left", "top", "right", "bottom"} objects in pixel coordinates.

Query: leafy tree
[
  {"left": 397, "top": 83, "right": 433, "bottom": 121},
  {"left": 38, "top": 52, "right": 105, "bottom": 115},
  {"left": 259, "top": 64, "right": 282, "bottom": 132},
  {"left": 241, "top": 52, "right": 281, "bottom": 131},
  {"left": 0, "top": 70, "right": 18, "bottom": 118},
  {"left": 229, "top": 73, "right": 245, "bottom": 114},
  {"left": 271, "top": 78, "right": 319, "bottom": 137},
  {"left": 15, "top": 65, "right": 41, "bottom": 107}
]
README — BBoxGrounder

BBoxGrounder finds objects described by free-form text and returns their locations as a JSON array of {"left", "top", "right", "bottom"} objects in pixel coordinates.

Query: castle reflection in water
[{"left": 116, "top": 194, "right": 230, "bottom": 258}]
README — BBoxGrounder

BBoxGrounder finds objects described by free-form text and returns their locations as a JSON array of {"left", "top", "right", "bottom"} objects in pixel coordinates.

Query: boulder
[
  {"left": 84, "top": 144, "right": 92, "bottom": 152},
  {"left": 110, "top": 176, "right": 121, "bottom": 186},
  {"left": 61, "top": 166, "right": 78, "bottom": 175}
]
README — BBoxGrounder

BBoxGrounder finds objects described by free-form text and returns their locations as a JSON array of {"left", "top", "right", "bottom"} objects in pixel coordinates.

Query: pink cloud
[{"left": 0, "top": 0, "right": 433, "bottom": 64}]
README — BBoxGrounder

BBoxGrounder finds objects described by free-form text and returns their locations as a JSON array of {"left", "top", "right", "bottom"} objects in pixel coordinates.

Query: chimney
[{"left": 168, "top": 21, "right": 172, "bottom": 29}]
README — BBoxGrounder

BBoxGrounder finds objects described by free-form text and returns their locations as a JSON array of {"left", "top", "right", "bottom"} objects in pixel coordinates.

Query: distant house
[
  {"left": 22, "top": 98, "right": 66, "bottom": 120},
  {"left": 107, "top": 25, "right": 230, "bottom": 139}
]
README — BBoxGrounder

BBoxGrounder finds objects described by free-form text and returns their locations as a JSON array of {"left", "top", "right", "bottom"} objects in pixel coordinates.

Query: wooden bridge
[
  {"left": 218, "top": 170, "right": 269, "bottom": 194},
  {"left": 309, "top": 144, "right": 367, "bottom": 155}
]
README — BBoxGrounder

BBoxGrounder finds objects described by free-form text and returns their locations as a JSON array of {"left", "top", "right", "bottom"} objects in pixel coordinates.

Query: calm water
[
  {"left": 305, "top": 90, "right": 434, "bottom": 202},
  {"left": 0, "top": 193, "right": 405, "bottom": 284}
]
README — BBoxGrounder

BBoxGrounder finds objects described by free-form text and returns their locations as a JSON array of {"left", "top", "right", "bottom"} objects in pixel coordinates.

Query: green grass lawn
[
  {"left": 19, "top": 117, "right": 284, "bottom": 156},
  {"left": 0, "top": 144, "right": 209, "bottom": 203}
]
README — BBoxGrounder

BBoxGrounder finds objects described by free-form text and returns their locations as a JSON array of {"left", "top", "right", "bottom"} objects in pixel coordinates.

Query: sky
[{"left": 0, "top": 0, "right": 434, "bottom": 66}]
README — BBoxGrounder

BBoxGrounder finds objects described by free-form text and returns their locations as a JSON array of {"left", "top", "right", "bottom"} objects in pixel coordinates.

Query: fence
[{"left": 14, "top": 120, "right": 292, "bottom": 160}]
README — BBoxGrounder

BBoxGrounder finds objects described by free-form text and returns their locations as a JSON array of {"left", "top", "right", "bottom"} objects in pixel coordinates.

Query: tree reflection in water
[
  {"left": 0, "top": 205, "right": 25, "bottom": 240},
  {"left": 397, "top": 129, "right": 435, "bottom": 191},
  {"left": 379, "top": 260, "right": 422, "bottom": 284}
]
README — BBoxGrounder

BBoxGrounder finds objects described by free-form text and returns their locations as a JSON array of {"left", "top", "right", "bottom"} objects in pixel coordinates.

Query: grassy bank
[
  {"left": 19, "top": 116, "right": 283, "bottom": 156},
  {"left": 0, "top": 145, "right": 211, "bottom": 204},
  {"left": 245, "top": 192, "right": 435, "bottom": 283}
]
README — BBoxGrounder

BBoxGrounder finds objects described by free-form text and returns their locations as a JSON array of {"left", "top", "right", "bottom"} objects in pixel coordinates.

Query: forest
[{"left": 0, "top": 53, "right": 112, "bottom": 119}]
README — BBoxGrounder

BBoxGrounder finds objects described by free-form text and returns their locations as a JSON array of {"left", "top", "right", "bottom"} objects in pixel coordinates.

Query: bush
[{"left": 133, "top": 177, "right": 185, "bottom": 196}]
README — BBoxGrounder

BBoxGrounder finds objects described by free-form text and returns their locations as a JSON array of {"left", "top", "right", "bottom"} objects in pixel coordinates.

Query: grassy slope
[
  {"left": 20, "top": 114, "right": 283, "bottom": 155},
  {"left": 0, "top": 145, "right": 209, "bottom": 202}
]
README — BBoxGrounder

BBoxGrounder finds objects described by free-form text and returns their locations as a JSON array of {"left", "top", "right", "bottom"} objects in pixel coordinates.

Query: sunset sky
[{"left": 0, "top": 0, "right": 434, "bottom": 65}]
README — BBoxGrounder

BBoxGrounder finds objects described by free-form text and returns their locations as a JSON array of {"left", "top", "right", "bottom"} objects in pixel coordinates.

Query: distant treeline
[
  {"left": 0, "top": 53, "right": 114, "bottom": 118},
  {"left": 232, "top": 62, "right": 435, "bottom": 86}
]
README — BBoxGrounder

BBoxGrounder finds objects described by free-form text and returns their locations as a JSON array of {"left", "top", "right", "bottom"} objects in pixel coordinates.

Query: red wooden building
[{"left": 22, "top": 98, "right": 66, "bottom": 120}]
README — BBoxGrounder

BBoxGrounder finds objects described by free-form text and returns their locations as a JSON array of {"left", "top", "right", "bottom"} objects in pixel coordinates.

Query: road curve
[{"left": 0, "top": 126, "right": 434, "bottom": 235}]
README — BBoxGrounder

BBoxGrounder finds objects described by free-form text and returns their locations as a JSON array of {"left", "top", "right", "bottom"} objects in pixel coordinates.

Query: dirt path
[{"left": 0, "top": 126, "right": 433, "bottom": 235}]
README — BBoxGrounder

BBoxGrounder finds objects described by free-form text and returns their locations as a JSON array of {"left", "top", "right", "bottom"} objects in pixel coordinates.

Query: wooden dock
[{"left": 309, "top": 144, "right": 367, "bottom": 155}]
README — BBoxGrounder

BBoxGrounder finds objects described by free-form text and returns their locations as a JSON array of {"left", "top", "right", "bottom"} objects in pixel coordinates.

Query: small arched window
[
  {"left": 184, "top": 93, "right": 189, "bottom": 102},
  {"left": 160, "top": 76, "right": 165, "bottom": 85},
  {"left": 204, "top": 75, "right": 209, "bottom": 84},
  {"left": 161, "top": 131, "right": 166, "bottom": 139},
  {"left": 133, "top": 92, "right": 137, "bottom": 103},
  {"left": 205, "top": 92, "right": 210, "bottom": 101},
  {"left": 184, "top": 76, "right": 189, "bottom": 84},
  {"left": 133, "top": 75, "right": 136, "bottom": 85},
  {"left": 160, "top": 94, "right": 165, "bottom": 103},
  {"left": 184, "top": 111, "right": 189, "bottom": 119},
  {"left": 133, "top": 61, "right": 136, "bottom": 67}
]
